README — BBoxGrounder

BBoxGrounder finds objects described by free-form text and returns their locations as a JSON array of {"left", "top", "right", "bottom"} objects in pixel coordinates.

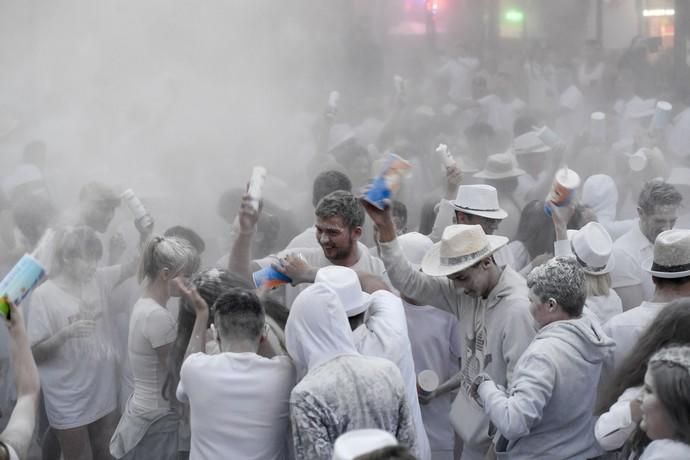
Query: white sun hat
[
  {"left": 421, "top": 224, "right": 508, "bottom": 277},
  {"left": 642, "top": 229, "right": 690, "bottom": 278},
  {"left": 473, "top": 153, "right": 526, "bottom": 180},
  {"left": 398, "top": 232, "right": 434, "bottom": 270},
  {"left": 314, "top": 266, "right": 371, "bottom": 317},
  {"left": 512, "top": 131, "right": 551, "bottom": 155},
  {"left": 568, "top": 222, "right": 615, "bottom": 275},
  {"left": 332, "top": 429, "right": 398, "bottom": 460},
  {"left": 451, "top": 184, "right": 508, "bottom": 220}
]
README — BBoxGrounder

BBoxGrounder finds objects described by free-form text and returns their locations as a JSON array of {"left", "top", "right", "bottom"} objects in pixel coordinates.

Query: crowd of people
[{"left": 2, "top": 34, "right": 690, "bottom": 460}]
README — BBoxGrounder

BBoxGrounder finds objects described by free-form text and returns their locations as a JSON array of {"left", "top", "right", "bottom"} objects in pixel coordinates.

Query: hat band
[
  {"left": 571, "top": 241, "right": 607, "bottom": 273},
  {"left": 651, "top": 261, "right": 690, "bottom": 273},
  {"left": 440, "top": 244, "right": 491, "bottom": 267},
  {"left": 456, "top": 205, "right": 500, "bottom": 213}
]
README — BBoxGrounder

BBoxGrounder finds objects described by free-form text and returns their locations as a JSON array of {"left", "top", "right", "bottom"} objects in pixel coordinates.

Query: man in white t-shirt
[
  {"left": 231, "top": 191, "right": 387, "bottom": 308},
  {"left": 610, "top": 180, "right": 682, "bottom": 310},
  {"left": 176, "top": 287, "right": 295, "bottom": 460}
]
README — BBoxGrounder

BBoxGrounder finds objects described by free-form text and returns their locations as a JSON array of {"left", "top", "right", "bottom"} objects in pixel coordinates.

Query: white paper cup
[
  {"left": 650, "top": 101, "right": 672, "bottom": 130},
  {"left": 628, "top": 149, "right": 648, "bottom": 172},
  {"left": 417, "top": 369, "right": 439, "bottom": 396},
  {"left": 590, "top": 112, "right": 606, "bottom": 144}
]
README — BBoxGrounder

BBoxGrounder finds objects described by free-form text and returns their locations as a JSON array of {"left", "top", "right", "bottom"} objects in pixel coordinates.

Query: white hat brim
[
  {"left": 451, "top": 203, "right": 508, "bottom": 220},
  {"left": 344, "top": 292, "right": 372, "bottom": 317},
  {"left": 473, "top": 168, "right": 526, "bottom": 180},
  {"left": 641, "top": 256, "right": 690, "bottom": 279},
  {"left": 514, "top": 146, "right": 550, "bottom": 155},
  {"left": 567, "top": 231, "right": 615, "bottom": 275},
  {"left": 421, "top": 235, "right": 509, "bottom": 277}
]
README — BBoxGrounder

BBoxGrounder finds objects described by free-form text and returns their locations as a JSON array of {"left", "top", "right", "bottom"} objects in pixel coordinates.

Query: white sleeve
[
  {"left": 553, "top": 240, "right": 572, "bottom": 258},
  {"left": 176, "top": 353, "right": 204, "bottom": 403},
  {"left": 610, "top": 247, "right": 641, "bottom": 289},
  {"left": 478, "top": 352, "right": 555, "bottom": 440},
  {"left": 429, "top": 199, "right": 455, "bottom": 243},
  {"left": 595, "top": 386, "right": 640, "bottom": 451}
]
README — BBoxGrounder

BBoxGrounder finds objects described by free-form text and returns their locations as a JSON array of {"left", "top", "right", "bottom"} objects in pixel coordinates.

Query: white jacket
[{"left": 595, "top": 386, "right": 640, "bottom": 451}]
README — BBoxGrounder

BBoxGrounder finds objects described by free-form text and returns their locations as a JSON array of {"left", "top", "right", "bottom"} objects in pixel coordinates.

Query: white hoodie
[
  {"left": 478, "top": 314, "right": 615, "bottom": 459},
  {"left": 285, "top": 284, "right": 417, "bottom": 460}
]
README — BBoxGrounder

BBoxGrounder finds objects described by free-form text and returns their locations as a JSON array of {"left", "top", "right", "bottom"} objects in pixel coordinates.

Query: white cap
[
  {"left": 315, "top": 266, "right": 371, "bottom": 317},
  {"left": 333, "top": 429, "right": 398, "bottom": 460}
]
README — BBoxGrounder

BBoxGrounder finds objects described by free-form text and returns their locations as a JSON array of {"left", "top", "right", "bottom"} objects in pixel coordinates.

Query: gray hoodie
[
  {"left": 379, "top": 238, "right": 536, "bottom": 456},
  {"left": 478, "top": 314, "right": 615, "bottom": 460}
]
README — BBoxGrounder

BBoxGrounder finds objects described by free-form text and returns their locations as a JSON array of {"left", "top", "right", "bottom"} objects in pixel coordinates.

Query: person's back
[
  {"left": 286, "top": 284, "right": 416, "bottom": 460},
  {"left": 290, "top": 354, "right": 414, "bottom": 460},
  {"left": 179, "top": 352, "right": 294, "bottom": 460}
]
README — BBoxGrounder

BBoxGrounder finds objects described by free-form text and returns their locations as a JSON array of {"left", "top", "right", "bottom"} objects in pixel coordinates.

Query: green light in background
[{"left": 505, "top": 9, "right": 524, "bottom": 23}]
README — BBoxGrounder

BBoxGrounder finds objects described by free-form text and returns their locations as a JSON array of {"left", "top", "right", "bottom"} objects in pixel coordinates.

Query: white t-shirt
[
  {"left": 128, "top": 297, "right": 177, "bottom": 414},
  {"left": 404, "top": 302, "right": 461, "bottom": 457},
  {"left": 639, "top": 439, "right": 690, "bottom": 459},
  {"left": 610, "top": 224, "right": 654, "bottom": 305},
  {"left": 176, "top": 352, "right": 295, "bottom": 460},
  {"left": 28, "top": 266, "right": 121, "bottom": 429},
  {"left": 256, "top": 242, "right": 387, "bottom": 308}
]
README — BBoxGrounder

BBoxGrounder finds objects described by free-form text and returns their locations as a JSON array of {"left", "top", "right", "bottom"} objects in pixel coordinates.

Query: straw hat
[
  {"left": 333, "top": 429, "right": 398, "bottom": 460},
  {"left": 314, "top": 266, "right": 371, "bottom": 317},
  {"left": 398, "top": 232, "right": 433, "bottom": 270},
  {"left": 642, "top": 229, "right": 690, "bottom": 278},
  {"left": 568, "top": 222, "right": 615, "bottom": 275},
  {"left": 452, "top": 184, "right": 508, "bottom": 220},
  {"left": 473, "top": 153, "right": 526, "bottom": 180},
  {"left": 513, "top": 131, "right": 550, "bottom": 155},
  {"left": 421, "top": 224, "right": 508, "bottom": 277}
]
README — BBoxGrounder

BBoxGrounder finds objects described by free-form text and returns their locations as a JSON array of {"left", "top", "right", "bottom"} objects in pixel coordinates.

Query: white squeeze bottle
[
  {"left": 121, "top": 189, "right": 153, "bottom": 229},
  {"left": 436, "top": 143, "right": 456, "bottom": 169},
  {"left": 247, "top": 166, "right": 267, "bottom": 213}
]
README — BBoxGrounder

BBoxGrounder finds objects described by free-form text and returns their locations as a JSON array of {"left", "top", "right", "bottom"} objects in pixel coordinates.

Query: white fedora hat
[
  {"left": 398, "top": 232, "right": 433, "bottom": 270},
  {"left": 473, "top": 153, "right": 526, "bottom": 180},
  {"left": 568, "top": 222, "right": 615, "bottom": 275},
  {"left": 314, "top": 266, "right": 371, "bottom": 317},
  {"left": 513, "top": 131, "right": 551, "bottom": 155},
  {"left": 333, "top": 429, "right": 398, "bottom": 460},
  {"left": 642, "top": 229, "right": 690, "bottom": 278},
  {"left": 421, "top": 224, "right": 508, "bottom": 277},
  {"left": 452, "top": 184, "right": 508, "bottom": 220}
]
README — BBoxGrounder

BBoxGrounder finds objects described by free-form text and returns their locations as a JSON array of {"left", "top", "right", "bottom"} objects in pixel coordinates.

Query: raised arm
[
  {"left": 174, "top": 279, "right": 209, "bottom": 360},
  {"left": 362, "top": 199, "right": 456, "bottom": 313},
  {"left": 1, "top": 299, "right": 40, "bottom": 460},
  {"left": 228, "top": 193, "right": 260, "bottom": 282},
  {"left": 429, "top": 164, "right": 463, "bottom": 242}
]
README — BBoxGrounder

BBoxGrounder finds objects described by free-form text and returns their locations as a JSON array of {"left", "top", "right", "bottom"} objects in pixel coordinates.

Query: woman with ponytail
[{"left": 110, "top": 236, "right": 199, "bottom": 460}]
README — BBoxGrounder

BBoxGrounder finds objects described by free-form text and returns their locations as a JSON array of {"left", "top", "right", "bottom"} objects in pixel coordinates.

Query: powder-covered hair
[
  {"left": 527, "top": 256, "right": 586, "bottom": 317},
  {"left": 53, "top": 226, "right": 103, "bottom": 272},
  {"left": 138, "top": 235, "right": 200, "bottom": 283}
]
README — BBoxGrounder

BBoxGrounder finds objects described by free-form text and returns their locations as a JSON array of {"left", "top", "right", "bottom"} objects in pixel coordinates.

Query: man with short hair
[
  {"left": 286, "top": 170, "right": 352, "bottom": 250},
  {"left": 610, "top": 179, "right": 683, "bottom": 309},
  {"left": 78, "top": 182, "right": 121, "bottom": 235},
  {"left": 231, "top": 190, "right": 387, "bottom": 308},
  {"left": 605, "top": 228, "right": 690, "bottom": 373},
  {"left": 176, "top": 286, "right": 295, "bottom": 460},
  {"left": 364, "top": 200, "right": 536, "bottom": 460}
]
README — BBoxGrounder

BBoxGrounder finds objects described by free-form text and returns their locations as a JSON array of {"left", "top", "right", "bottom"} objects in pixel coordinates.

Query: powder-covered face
[
  {"left": 639, "top": 205, "right": 679, "bottom": 243},
  {"left": 315, "top": 215, "right": 359, "bottom": 263},
  {"left": 447, "top": 261, "right": 490, "bottom": 299},
  {"left": 82, "top": 201, "right": 117, "bottom": 233},
  {"left": 64, "top": 255, "right": 99, "bottom": 283},
  {"left": 640, "top": 369, "right": 675, "bottom": 441}
]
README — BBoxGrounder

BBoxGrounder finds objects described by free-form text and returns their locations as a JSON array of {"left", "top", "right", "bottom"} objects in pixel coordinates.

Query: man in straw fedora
[
  {"left": 362, "top": 201, "right": 536, "bottom": 460},
  {"left": 604, "top": 228, "right": 690, "bottom": 375}
]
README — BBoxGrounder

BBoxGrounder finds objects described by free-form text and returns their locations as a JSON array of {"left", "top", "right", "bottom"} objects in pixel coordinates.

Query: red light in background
[{"left": 426, "top": 0, "right": 439, "bottom": 15}]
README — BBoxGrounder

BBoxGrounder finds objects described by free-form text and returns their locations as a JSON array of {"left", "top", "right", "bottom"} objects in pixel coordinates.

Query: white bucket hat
[
  {"left": 333, "top": 429, "right": 398, "bottom": 460},
  {"left": 314, "top": 266, "right": 371, "bottom": 317},
  {"left": 398, "top": 232, "right": 433, "bottom": 270},
  {"left": 567, "top": 222, "right": 615, "bottom": 275},
  {"left": 473, "top": 153, "right": 526, "bottom": 180},
  {"left": 642, "top": 229, "right": 690, "bottom": 278},
  {"left": 421, "top": 224, "right": 508, "bottom": 277},
  {"left": 452, "top": 184, "right": 508, "bottom": 220},
  {"left": 512, "top": 131, "right": 550, "bottom": 155}
]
